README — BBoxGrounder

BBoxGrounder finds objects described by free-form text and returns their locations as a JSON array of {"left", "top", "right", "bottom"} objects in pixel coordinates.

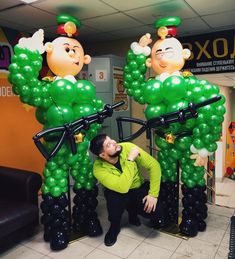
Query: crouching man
[{"left": 89, "top": 134, "right": 165, "bottom": 246}]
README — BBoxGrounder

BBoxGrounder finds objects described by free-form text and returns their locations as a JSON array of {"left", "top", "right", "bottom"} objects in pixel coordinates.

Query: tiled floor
[
  {"left": 216, "top": 177, "right": 235, "bottom": 209},
  {"left": 1, "top": 181, "right": 234, "bottom": 259}
]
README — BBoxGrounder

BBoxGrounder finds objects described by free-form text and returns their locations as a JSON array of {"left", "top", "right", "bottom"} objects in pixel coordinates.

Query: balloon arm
[
  {"left": 33, "top": 101, "right": 125, "bottom": 160},
  {"left": 117, "top": 95, "right": 221, "bottom": 142}
]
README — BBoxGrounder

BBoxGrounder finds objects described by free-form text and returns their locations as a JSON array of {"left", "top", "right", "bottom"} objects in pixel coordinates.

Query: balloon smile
[
  {"left": 74, "top": 62, "right": 79, "bottom": 66},
  {"left": 159, "top": 64, "right": 167, "bottom": 68}
]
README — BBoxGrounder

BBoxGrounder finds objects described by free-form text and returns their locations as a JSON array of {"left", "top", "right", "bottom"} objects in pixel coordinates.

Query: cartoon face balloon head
[
  {"left": 45, "top": 14, "right": 91, "bottom": 77},
  {"left": 146, "top": 17, "right": 191, "bottom": 75}
]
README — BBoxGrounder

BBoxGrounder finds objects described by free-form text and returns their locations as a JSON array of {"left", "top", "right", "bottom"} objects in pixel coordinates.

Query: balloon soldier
[
  {"left": 8, "top": 14, "right": 103, "bottom": 250},
  {"left": 123, "top": 17, "right": 225, "bottom": 236}
]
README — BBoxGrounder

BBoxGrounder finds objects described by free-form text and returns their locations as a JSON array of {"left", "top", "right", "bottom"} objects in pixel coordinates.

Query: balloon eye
[
  {"left": 72, "top": 49, "right": 76, "bottom": 53},
  {"left": 65, "top": 47, "right": 70, "bottom": 53}
]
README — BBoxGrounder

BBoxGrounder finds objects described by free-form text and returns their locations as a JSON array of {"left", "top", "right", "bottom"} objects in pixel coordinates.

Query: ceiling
[{"left": 0, "top": 0, "right": 235, "bottom": 87}]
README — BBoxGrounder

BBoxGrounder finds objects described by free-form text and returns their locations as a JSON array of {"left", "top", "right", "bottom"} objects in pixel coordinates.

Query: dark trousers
[{"left": 104, "top": 181, "right": 164, "bottom": 226}]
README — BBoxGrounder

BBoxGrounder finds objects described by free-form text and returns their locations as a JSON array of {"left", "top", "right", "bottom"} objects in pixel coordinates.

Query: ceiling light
[{"left": 20, "top": 0, "right": 38, "bottom": 3}]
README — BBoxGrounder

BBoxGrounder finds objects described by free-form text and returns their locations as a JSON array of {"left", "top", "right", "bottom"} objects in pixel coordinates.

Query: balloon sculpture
[
  {"left": 123, "top": 16, "right": 226, "bottom": 236},
  {"left": 8, "top": 14, "right": 104, "bottom": 250}
]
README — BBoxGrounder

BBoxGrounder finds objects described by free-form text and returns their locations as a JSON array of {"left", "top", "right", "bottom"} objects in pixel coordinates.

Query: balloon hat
[
  {"left": 56, "top": 14, "right": 81, "bottom": 37},
  {"left": 154, "top": 16, "right": 181, "bottom": 39}
]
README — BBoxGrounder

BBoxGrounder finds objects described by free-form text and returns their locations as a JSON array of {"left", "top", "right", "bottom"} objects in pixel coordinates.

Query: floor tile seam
[
  {"left": 208, "top": 211, "right": 235, "bottom": 218},
  {"left": 118, "top": 230, "right": 151, "bottom": 241},
  {"left": 42, "top": 255, "right": 54, "bottom": 259},
  {"left": 125, "top": 240, "right": 145, "bottom": 259},
  {"left": 21, "top": 243, "right": 48, "bottom": 256},
  {"left": 92, "top": 247, "right": 124, "bottom": 258},
  {"left": 168, "top": 236, "right": 184, "bottom": 257},
  {"left": 79, "top": 237, "right": 104, "bottom": 249},
  {"left": 82, "top": 245, "right": 100, "bottom": 259},
  {"left": 193, "top": 235, "right": 223, "bottom": 247},
  {"left": 141, "top": 238, "right": 177, "bottom": 254},
  {"left": 175, "top": 236, "right": 221, "bottom": 258},
  {"left": 207, "top": 210, "right": 233, "bottom": 218},
  {"left": 205, "top": 224, "right": 230, "bottom": 232},
  {"left": 97, "top": 245, "right": 131, "bottom": 259}
]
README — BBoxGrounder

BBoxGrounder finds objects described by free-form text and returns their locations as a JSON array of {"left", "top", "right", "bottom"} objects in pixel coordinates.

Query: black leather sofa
[{"left": 0, "top": 166, "right": 42, "bottom": 249}]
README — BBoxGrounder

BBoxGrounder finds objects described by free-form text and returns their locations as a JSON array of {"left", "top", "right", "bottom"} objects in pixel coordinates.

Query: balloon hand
[
  {"left": 190, "top": 154, "right": 208, "bottom": 167},
  {"left": 18, "top": 29, "right": 45, "bottom": 54},
  {"left": 139, "top": 33, "right": 152, "bottom": 47}
]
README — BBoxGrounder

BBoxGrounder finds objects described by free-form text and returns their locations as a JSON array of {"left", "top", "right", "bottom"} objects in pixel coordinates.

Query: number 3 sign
[{"left": 95, "top": 70, "right": 107, "bottom": 81}]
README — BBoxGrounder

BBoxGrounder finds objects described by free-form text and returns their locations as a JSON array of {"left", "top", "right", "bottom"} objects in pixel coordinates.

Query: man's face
[
  {"left": 46, "top": 37, "right": 89, "bottom": 77},
  {"left": 100, "top": 136, "right": 122, "bottom": 159},
  {"left": 150, "top": 37, "right": 186, "bottom": 74}
]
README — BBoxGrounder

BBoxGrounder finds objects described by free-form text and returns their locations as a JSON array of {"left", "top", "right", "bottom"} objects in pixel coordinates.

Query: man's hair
[{"left": 89, "top": 133, "right": 107, "bottom": 156}]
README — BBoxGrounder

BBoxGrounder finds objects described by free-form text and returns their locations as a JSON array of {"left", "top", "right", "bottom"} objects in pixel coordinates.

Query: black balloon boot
[
  {"left": 73, "top": 185, "right": 102, "bottom": 237},
  {"left": 41, "top": 193, "right": 70, "bottom": 250},
  {"left": 179, "top": 185, "right": 207, "bottom": 237},
  {"left": 158, "top": 181, "right": 178, "bottom": 226}
]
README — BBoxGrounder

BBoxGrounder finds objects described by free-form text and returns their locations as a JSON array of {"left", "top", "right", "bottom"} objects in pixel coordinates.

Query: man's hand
[
  {"left": 139, "top": 33, "right": 152, "bottom": 47},
  {"left": 190, "top": 154, "right": 208, "bottom": 167},
  {"left": 127, "top": 147, "right": 140, "bottom": 161},
  {"left": 18, "top": 29, "right": 45, "bottom": 54},
  {"left": 143, "top": 195, "right": 158, "bottom": 213}
]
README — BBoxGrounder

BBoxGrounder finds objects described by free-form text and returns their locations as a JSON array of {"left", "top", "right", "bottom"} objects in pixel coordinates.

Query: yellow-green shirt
[{"left": 93, "top": 142, "right": 161, "bottom": 197}]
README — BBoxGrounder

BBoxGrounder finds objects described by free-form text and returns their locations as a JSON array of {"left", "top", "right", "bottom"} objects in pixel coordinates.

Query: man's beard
[{"left": 109, "top": 147, "right": 122, "bottom": 158}]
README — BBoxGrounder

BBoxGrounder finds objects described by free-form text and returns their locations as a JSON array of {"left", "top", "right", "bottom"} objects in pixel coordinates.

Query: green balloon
[
  {"left": 129, "top": 60, "right": 138, "bottom": 70},
  {"left": 135, "top": 54, "right": 146, "bottom": 65},
  {"left": 74, "top": 80, "right": 96, "bottom": 104},
  {"left": 46, "top": 105, "right": 74, "bottom": 126},
  {"left": 127, "top": 50, "right": 135, "bottom": 61},
  {"left": 52, "top": 168, "right": 65, "bottom": 180},
  {"left": 162, "top": 76, "right": 186, "bottom": 102},
  {"left": 198, "top": 178, "right": 206, "bottom": 187},
  {"left": 143, "top": 79, "right": 163, "bottom": 104},
  {"left": 186, "top": 179, "right": 196, "bottom": 188},
  {"left": 42, "top": 184, "right": 50, "bottom": 194},
  {"left": 46, "top": 176, "right": 56, "bottom": 188},
  {"left": 155, "top": 136, "right": 170, "bottom": 149},
  {"left": 216, "top": 105, "right": 226, "bottom": 116},
  {"left": 204, "top": 134, "right": 213, "bottom": 144},
  {"left": 51, "top": 186, "right": 62, "bottom": 197},
  {"left": 73, "top": 104, "right": 96, "bottom": 119},
  {"left": 175, "top": 136, "right": 192, "bottom": 151},
  {"left": 166, "top": 100, "right": 187, "bottom": 113},
  {"left": 206, "top": 142, "right": 217, "bottom": 152},
  {"left": 131, "top": 80, "right": 140, "bottom": 90},
  {"left": 49, "top": 79, "right": 75, "bottom": 105},
  {"left": 84, "top": 180, "right": 95, "bottom": 190},
  {"left": 77, "top": 138, "right": 89, "bottom": 154},
  {"left": 59, "top": 178, "right": 67, "bottom": 188},
  {"left": 131, "top": 69, "right": 141, "bottom": 80},
  {"left": 145, "top": 104, "right": 166, "bottom": 120},
  {"left": 198, "top": 123, "right": 210, "bottom": 135},
  {"left": 193, "top": 138, "right": 204, "bottom": 149},
  {"left": 171, "top": 148, "right": 181, "bottom": 160},
  {"left": 43, "top": 168, "right": 51, "bottom": 178}
]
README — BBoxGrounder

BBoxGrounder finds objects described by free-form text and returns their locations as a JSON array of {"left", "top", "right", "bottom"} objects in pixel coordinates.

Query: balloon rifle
[
  {"left": 117, "top": 95, "right": 221, "bottom": 142},
  {"left": 33, "top": 101, "right": 125, "bottom": 160}
]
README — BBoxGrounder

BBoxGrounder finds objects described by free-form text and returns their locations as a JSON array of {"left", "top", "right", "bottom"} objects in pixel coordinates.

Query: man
[{"left": 90, "top": 134, "right": 163, "bottom": 246}]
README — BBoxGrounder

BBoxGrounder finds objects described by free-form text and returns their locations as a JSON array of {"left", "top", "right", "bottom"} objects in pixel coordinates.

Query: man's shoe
[
  {"left": 104, "top": 226, "right": 120, "bottom": 246},
  {"left": 129, "top": 216, "right": 141, "bottom": 226}
]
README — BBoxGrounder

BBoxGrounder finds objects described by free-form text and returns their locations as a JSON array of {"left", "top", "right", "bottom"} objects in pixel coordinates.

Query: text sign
[
  {"left": 95, "top": 69, "right": 107, "bottom": 81},
  {"left": 180, "top": 29, "right": 235, "bottom": 74}
]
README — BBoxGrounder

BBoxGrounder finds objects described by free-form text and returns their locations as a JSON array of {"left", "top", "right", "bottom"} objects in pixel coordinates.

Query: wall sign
[
  {"left": 180, "top": 29, "right": 235, "bottom": 74},
  {"left": 95, "top": 69, "right": 107, "bottom": 81}
]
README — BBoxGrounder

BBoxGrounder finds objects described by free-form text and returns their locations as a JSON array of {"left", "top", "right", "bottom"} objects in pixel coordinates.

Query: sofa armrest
[{"left": 0, "top": 166, "right": 42, "bottom": 206}]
